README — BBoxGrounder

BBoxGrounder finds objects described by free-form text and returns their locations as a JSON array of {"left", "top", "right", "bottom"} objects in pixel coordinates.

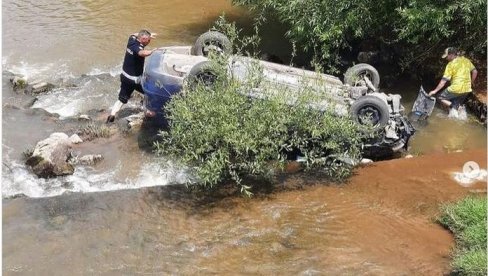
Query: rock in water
[
  {"left": 77, "top": 154, "right": 103, "bottom": 165},
  {"left": 26, "top": 132, "right": 74, "bottom": 178}
]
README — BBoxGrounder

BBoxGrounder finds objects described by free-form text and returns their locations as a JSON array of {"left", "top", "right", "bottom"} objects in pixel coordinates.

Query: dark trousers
[{"left": 118, "top": 74, "right": 144, "bottom": 104}]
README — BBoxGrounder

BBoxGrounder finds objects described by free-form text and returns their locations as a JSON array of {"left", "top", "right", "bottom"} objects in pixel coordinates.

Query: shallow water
[
  {"left": 2, "top": 0, "right": 487, "bottom": 275},
  {"left": 4, "top": 150, "right": 486, "bottom": 275}
]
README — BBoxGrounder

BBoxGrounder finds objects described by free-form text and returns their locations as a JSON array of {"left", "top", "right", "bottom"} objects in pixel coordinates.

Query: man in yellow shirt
[{"left": 429, "top": 47, "right": 478, "bottom": 110}]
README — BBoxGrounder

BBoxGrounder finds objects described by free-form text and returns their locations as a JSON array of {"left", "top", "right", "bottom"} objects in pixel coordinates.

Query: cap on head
[{"left": 442, "top": 47, "right": 457, "bottom": 59}]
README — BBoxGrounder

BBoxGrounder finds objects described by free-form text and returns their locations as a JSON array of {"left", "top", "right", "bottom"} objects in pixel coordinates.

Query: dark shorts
[
  {"left": 118, "top": 74, "right": 144, "bottom": 104},
  {"left": 438, "top": 89, "right": 470, "bottom": 109}
]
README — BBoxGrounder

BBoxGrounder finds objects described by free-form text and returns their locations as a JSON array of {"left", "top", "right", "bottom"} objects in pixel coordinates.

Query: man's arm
[
  {"left": 429, "top": 78, "right": 448, "bottom": 96},
  {"left": 138, "top": 48, "right": 156, "bottom": 57},
  {"left": 471, "top": 68, "right": 478, "bottom": 87}
]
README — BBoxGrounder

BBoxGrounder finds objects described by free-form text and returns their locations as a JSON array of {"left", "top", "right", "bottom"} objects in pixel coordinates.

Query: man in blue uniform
[{"left": 107, "top": 30, "right": 157, "bottom": 123}]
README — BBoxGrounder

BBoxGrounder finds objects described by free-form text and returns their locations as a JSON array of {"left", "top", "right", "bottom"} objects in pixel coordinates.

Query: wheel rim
[
  {"left": 202, "top": 40, "right": 224, "bottom": 56},
  {"left": 353, "top": 71, "right": 373, "bottom": 86},
  {"left": 195, "top": 70, "right": 217, "bottom": 86},
  {"left": 357, "top": 105, "right": 381, "bottom": 126}
]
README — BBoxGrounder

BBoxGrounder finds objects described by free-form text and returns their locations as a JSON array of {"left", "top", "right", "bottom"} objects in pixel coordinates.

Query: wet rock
[
  {"left": 74, "top": 154, "right": 103, "bottom": 166},
  {"left": 26, "top": 132, "right": 74, "bottom": 178},
  {"left": 404, "top": 154, "right": 414, "bottom": 159},
  {"left": 126, "top": 112, "right": 145, "bottom": 129},
  {"left": 10, "top": 75, "right": 28, "bottom": 89},
  {"left": 25, "top": 81, "right": 55, "bottom": 95},
  {"left": 78, "top": 114, "right": 91, "bottom": 121},
  {"left": 8, "top": 74, "right": 56, "bottom": 95},
  {"left": 69, "top": 134, "right": 83, "bottom": 144},
  {"left": 360, "top": 158, "right": 374, "bottom": 164}
]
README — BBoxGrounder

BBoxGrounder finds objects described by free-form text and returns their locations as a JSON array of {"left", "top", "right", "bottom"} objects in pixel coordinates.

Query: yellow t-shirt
[{"left": 443, "top": 56, "right": 476, "bottom": 94}]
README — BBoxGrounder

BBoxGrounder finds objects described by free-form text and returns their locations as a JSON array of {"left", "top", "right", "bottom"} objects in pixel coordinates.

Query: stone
[
  {"left": 26, "top": 132, "right": 74, "bottom": 178},
  {"left": 78, "top": 114, "right": 91, "bottom": 121},
  {"left": 10, "top": 75, "right": 27, "bottom": 89},
  {"left": 25, "top": 81, "right": 55, "bottom": 94},
  {"left": 360, "top": 158, "right": 374, "bottom": 164},
  {"left": 404, "top": 154, "right": 414, "bottom": 159},
  {"left": 125, "top": 112, "right": 145, "bottom": 129},
  {"left": 69, "top": 134, "right": 83, "bottom": 144},
  {"left": 77, "top": 154, "right": 103, "bottom": 165}
]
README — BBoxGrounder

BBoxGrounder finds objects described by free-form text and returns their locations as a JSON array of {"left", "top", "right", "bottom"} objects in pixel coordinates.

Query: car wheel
[
  {"left": 344, "top": 63, "right": 380, "bottom": 89},
  {"left": 187, "top": 61, "right": 218, "bottom": 89},
  {"left": 192, "top": 31, "right": 232, "bottom": 56},
  {"left": 350, "top": 95, "right": 389, "bottom": 128}
]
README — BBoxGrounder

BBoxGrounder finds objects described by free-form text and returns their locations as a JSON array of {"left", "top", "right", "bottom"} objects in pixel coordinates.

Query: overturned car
[{"left": 140, "top": 31, "right": 415, "bottom": 157}]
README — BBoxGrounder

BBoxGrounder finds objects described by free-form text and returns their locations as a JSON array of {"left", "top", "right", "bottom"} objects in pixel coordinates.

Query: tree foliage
[
  {"left": 154, "top": 25, "right": 362, "bottom": 195},
  {"left": 233, "top": 0, "right": 487, "bottom": 72}
]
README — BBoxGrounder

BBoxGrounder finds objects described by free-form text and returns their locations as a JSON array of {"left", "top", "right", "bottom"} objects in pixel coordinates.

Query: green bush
[
  {"left": 154, "top": 35, "right": 362, "bottom": 195},
  {"left": 438, "top": 196, "right": 487, "bottom": 275}
]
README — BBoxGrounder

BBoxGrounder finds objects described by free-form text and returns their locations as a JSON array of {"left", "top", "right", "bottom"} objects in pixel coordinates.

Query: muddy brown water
[
  {"left": 2, "top": 0, "right": 487, "bottom": 275},
  {"left": 4, "top": 150, "right": 486, "bottom": 274}
]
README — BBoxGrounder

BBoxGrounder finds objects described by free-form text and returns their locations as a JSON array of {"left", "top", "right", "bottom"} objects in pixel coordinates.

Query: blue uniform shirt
[{"left": 122, "top": 35, "right": 146, "bottom": 76}]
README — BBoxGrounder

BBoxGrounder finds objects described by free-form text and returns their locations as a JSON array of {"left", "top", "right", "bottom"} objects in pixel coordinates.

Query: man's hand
[{"left": 428, "top": 90, "right": 437, "bottom": 97}]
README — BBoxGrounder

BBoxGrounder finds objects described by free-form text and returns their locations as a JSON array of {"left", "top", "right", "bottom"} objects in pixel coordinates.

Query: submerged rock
[{"left": 70, "top": 154, "right": 104, "bottom": 166}]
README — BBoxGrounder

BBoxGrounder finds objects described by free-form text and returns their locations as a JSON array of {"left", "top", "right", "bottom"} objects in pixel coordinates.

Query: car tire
[
  {"left": 186, "top": 61, "right": 218, "bottom": 89},
  {"left": 192, "top": 31, "right": 232, "bottom": 56},
  {"left": 344, "top": 63, "right": 380, "bottom": 89},
  {"left": 350, "top": 95, "right": 389, "bottom": 128}
]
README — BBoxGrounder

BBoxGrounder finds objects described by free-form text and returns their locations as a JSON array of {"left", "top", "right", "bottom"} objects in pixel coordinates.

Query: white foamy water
[
  {"left": 3, "top": 59, "right": 75, "bottom": 82},
  {"left": 2, "top": 160, "right": 190, "bottom": 198},
  {"left": 452, "top": 169, "right": 488, "bottom": 186},
  {"left": 2, "top": 59, "right": 186, "bottom": 198},
  {"left": 87, "top": 63, "right": 123, "bottom": 77},
  {"left": 448, "top": 106, "right": 468, "bottom": 121},
  {"left": 21, "top": 63, "right": 123, "bottom": 118}
]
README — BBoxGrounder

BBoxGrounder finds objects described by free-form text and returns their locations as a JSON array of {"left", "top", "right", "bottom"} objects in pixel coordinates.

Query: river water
[{"left": 2, "top": 0, "right": 487, "bottom": 274}]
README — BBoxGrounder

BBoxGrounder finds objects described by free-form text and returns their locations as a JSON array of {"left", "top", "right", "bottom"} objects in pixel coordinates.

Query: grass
[
  {"left": 438, "top": 196, "right": 487, "bottom": 276},
  {"left": 77, "top": 123, "right": 112, "bottom": 140}
]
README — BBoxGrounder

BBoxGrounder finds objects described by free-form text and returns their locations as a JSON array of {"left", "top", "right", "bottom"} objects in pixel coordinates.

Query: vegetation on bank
[
  {"left": 438, "top": 196, "right": 487, "bottom": 276},
  {"left": 155, "top": 25, "right": 363, "bottom": 195},
  {"left": 232, "top": 0, "right": 487, "bottom": 73}
]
